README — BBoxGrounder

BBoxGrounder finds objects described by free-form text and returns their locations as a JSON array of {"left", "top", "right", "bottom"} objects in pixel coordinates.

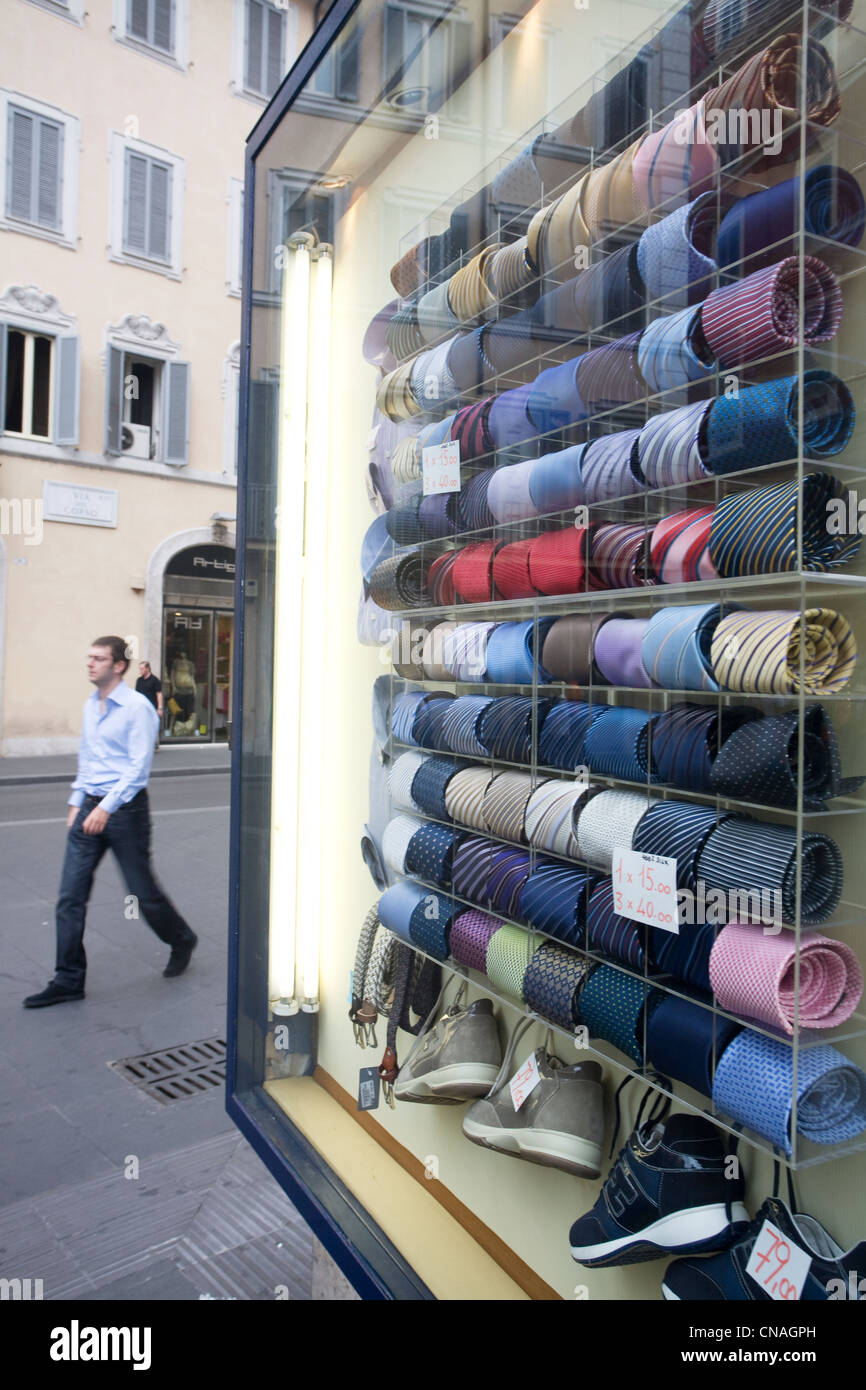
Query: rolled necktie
[
  {"left": 391, "top": 690, "right": 428, "bottom": 745},
  {"left": 539, "top": 700, "right": 606, "bottom": 769},
  {"left": 411, "top": 755, "right": 463, "bottom": 822},
  {"left": 416, "top": 280, "right": 460, "bottom": 344},
  {"left": 483, "top": 847, "right": 533, "bottom": 917},
  {"left": 487, "top": 459, "right": 538, "bottom": 525},
  {"left": 540, "top": 171, "right": 592, "bottom": 279},
  {"left": 525, "top": 782, "right": 590, "bottom": 858},
  {"left": 711, "top": 608, "right": 857, "bottom": 695},
  {"left": 385, "top": 487, "right": 424, "bottom": 546},
  {"left": 387, "top": 303, "right": 426, "bottom": 361},
  {"left": 418, "top": 491, "right": 458, "bottom": 540},
  {"left": 422, "top": 621, "right": 459, "bottom": 680},
  {"left": 485, "top": 923, "right": 532, "bottom": 998},
  {"left": 410, "top": 339, "right": 459, "bottom": 411},
  {"left": 542, "top": 614, "right": 613, "bottom": 686},
  {"left": 493, "top": 540, "right": 540, "bottom": 601},
  {"left": 390, "top": 619, "right": 428, "bottom": 680},
  {"left": 440, "top": 695, "right": 494, "bottom": 758},
  {"left": 519, "top": 862, "right": 596, "bottom": 942},
  {"left": 481, "top": 313, "right": 535, "bottom": 377},
  {"left": 391, "top": 244, "right": 427, "bottom": 298},
  {"left": 527, "top": 358, "right": 586, "bottom": 437},
  {"left": 448, "top": 328, "right": 488, "bottom": 395},
  {"left": 583, "top": 706, "right": 660, "bottom": 784},
  {"left": 452, "top": 835, "right": 499, "bottom": 902},
  {"left": 634, "top": 399, "right": 710, "bottom": 489},
  {"left": 700, "top": 257, "right": 842, "bottom": 368},
  {"left": 651, "top": 921, "right": 715, "bottom": 994},
  {"left": 369, "top": 551, "right": 431, "bottom": 610},
  {"left": 637, "top": 192, "right": 729, "bottom": 306},
  {"left": 587, "top": 879, "right": 646, "bottom": 968},
  {"left": 477, "top": 695, "right": 552, "bottom": 764},
  {"left": 647, "top": 995, "right": 741, "bottom": 1095},
  {"left": 712, "top": 1033, "right": 866, "bottom": 1154},
  {"left": 702, "top": 371, "right": 855, "bottom": 475},
  {"left": 576, "top": 789, "right": 651, "bottom": 871},
  {"left": 653, "top": 703, "right": 761, "bottom": 795},
  {"left": 409, "top": 889, "right": 458, "bottom": 961},
  {"left": 718, "top": 165, "right": 866, "bottom": 271},
  {"left": 701, "top": 0, "right": 852, "bottom": 57},
  {"left": 378, "top": 879, "right": 427, "bottom": 945},
  {"left": 567, "top": 245, "right": 646, "bottom": 336},
  {"left": 632, "top": 101, "right": 719, "bottom": 215},
  {"left": 487, "top": 238, "right": 536, "bottom": 301},
  {"left": 592, "top": 523, "right": 656, "bottom": 590},
  {"left": 709, "top": 473, "right": 859, "bottom": 578},
  {"left": 450, "top": 908, "right": 500, "bottom": 972},
  {"left": 482, "top": 770, "right": 538, "bottom": 843},
  {"left": 447, "top": 246, "right": 501, "bottom": 323},
  {"left": 703, "top": 34, "right": 841, "bottom": 168},
  {"left": 488, "top": 384, "right": 535, "bottom": 449},
  {"left": 528, "top": 527, "right": 592, "bottom": 597},
  {"left": 523, "top": 941, "right": 593, "bottom": 1030},
  {"left": 485, "top": 618, "right": 555, "bottom": 685},
  {"left": 709, "top": 703, "right": 864, "bottom": 810},
  {"left": 637, "top": 305, "right": 714, "bottom": 393},
  {"left": 405, "top": 822, "right": 463, "bottom": 887},
  {"left": 418, "top": 416, "right": 456, "bottom": 450},
  {"left": 383, "top": 814, "right": 426, "bottom": 877},
  {"left": 651, "top": 508, "right": 716, "bottom": 584},
  {"left": 377, "top": 360, "right": 423, "bottom": 421},
  {"left": 413, "top": 692, "right": 456, "bottom": 750},
  {"left": 642, "top": 603, "right": 726, "bottom": 691},
  {"left": 453, "top": 541, "right": 502, "bottom": 605},
  {"left": 451, "top": 398, "right": 493, "bottom": 463},
  {"left": 709, "top": 920, "right": 863, "bottom": 1034},
  {"left": 389, "top": 751, "right": 428, "bottom": 812},
  {"left": 391, "top": 436, "right": 422, "bottom": 486},
  {"left": 445, "top": 767, "right": 495, "bottom": 830},
  {"left": 579, "top": 965, "right": 658, "bottom": 1064},
  {"left": 634, "top": 801, "right": 731, "bottom": 892},
  {"left": 583, "top": 138, "right": 646, "bottom": 242},
  {"left": 576, "top": 333, "right": 645, "bottom": 412},
  {"left": 696, "top": 817, "right": 843, "bottom": 925},
  {"left": 594, "top": 618, "right": 653, "bottom": 689},
  {"left": 581, "top": 431, "right": 644, "bottom": 505},
  {"left": 442, "top": 622, "right": 499, "bottom": 682}
]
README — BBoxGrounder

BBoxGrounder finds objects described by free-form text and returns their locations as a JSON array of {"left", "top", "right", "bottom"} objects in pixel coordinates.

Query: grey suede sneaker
[
  {"left": 463, "top": 1046, "right": 605, "bottom": 1178},
  {"left": 395, "top": 996, "right": 502, "bottom": 1104}
]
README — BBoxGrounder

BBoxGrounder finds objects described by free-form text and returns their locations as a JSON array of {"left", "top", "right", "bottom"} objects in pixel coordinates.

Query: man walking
[
  {"left": 136, "top": 659, "right": 163, "bottom": 752},
  {"left": 24, "top": 636, "right": 197, "bottom": 1008}
]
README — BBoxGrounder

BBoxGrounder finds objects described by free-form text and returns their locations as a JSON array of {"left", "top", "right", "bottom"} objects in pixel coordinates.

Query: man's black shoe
[
  {"left": 163, "top": 933, "right": 198, "bottom": 978},
  {"left": 23, "top": 981, "right": 85, "bottom": 1009}
]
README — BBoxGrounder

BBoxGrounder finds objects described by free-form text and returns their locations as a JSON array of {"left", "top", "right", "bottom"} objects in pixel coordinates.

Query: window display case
[{"left": 228, "top": 0, "right": 866, "bottom": 1299}]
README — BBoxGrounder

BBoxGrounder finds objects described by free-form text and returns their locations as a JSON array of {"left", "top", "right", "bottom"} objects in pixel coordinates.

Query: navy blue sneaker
[
  {"left": 663, "top": 1196, "right": 866, "bottom": 1301},
  {"left": 569, "top": 1111, "right": 749, "bottom": 1268}
]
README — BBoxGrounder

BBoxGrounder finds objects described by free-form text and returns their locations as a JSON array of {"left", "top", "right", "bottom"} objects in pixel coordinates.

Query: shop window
[
  {"left": 383, "top": 2, "right": 472, "bottom": 121},
  {"left": 104, "top": 345, "right": 189, "bottom": 465},
  {"left": 0, "top": 323, "right": 79, "bottom": 445}
]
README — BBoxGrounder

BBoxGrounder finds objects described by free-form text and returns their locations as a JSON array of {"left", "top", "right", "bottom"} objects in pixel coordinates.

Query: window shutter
[
  {"left": 153, "top": 0, "right": 174, "bottom": 53},
  {"left": 246, "top": 0, "right": 264, "bottom": 92},
  {"left": 125, "top": 151, "right": 149, "bottom": 254},
  {"left": 8, "top": 108, "right": 35, "bottom": 222},
  {"left": 247, "top": 379, "right": 279, "bottom": 487},
  {"left": 37, "top": 118, "right": 63, "bottom": 230},
  {"left": 148, "top": 160, "right": 171, "bottom": 262},
  {"left": 105, "top": 345, "right": 124, "bottom": 455},
  {"left": 336, "top": 23, "right": 361, "bottom": 102},
  {"left": 383, "top": 5, "right": 406, "bottom": 92},
  {"left": 447, "top": 18, "right": 473, "bottom": 122},
  {"left": 54, "top": 333, "right": 80, "bottom": 446},
  {"left": 0, "top": 323, "right": 7, "bottom": 436},
  {"left": 231, "top": 365, "right": 241, "bottom": 475},
  {"left": 129, "top": 0, "right": 150, "bottom": 41},
  {"left": 163, "top": 359, "right": 190, "bottom": 465},
  {"left": 266, "top": 5, "right": 284, "bottom": 97}
]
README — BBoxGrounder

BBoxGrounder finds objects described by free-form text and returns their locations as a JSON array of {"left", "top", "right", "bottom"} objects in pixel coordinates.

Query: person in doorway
[
  {"left": 135, "top": 659, "right": 163, "bottom": 752},
  {"left": 23, "top": 637, "right": 198, "bottom": 1008}
]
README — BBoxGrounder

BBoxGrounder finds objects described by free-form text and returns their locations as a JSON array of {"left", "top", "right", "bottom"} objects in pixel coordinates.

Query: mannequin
[{"left": 169, "top": 651, "right": 197, "bottom": 735}]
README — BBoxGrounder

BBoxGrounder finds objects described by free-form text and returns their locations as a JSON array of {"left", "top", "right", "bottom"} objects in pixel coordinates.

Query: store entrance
[{"left": 161, "top": 544, "right": 235, "bottom": 744}]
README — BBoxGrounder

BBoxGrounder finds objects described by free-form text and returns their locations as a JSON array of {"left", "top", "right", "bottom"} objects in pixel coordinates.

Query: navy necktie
[
  {"left": 647, "top": 995, "right": 741, "bottom": 1097},
  {"left": 538, "top": 701, "right": 605, "bottom": 771},
  {"left": 518, "top": 863, "right": 597, "bottom": 945},
  {"left": 578, "top": 965, "right": 660, "bottom": 1065},
  {"left": 587, "top": 880, "right": 646, "bottom": 969},
  {"left": 405, "top": 822, "right": 463, "bottom": 888},
  {"left": 651, "top": 703, "right": 761, "bottom": 795},
  {"left": 411, "top": 755, "right": 463, "bottom": 821},
  {"left": 709, "top": 703, "right": 864, "bottom": 810},
  {"left": 633, "top": 801, "right": 730, "bottom": 892},
  {"left": 717, "top": 164, "right": 866, "bottom": 270},
  {"left": 695, "top": 818, "right": 843, "bottom": 926},
  {"left": 703, "top": 370, "right": 854, "bottom": 474},
  {"left": 523, "top": 942, "right": 593, "bottom": 1032},
  {"left": 582, "top": 707, "right": 661, "bottom": 784},
  {"left": 477, "top": 696, "right": 553, "bottom": 764}
]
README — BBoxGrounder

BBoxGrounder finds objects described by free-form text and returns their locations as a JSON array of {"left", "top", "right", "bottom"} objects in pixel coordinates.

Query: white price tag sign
[
  {"left": 745, "top": 1219, "right": 812, "bottom": 1301},
  {"left": 509, "top": 1051, "right": 541, "bottom": 1111},
  {"left": 611, "top": 847, "right": 679, "bottom": 933},
  {"left": 422, "top": 440, "right": 461, "bottom": 495}
]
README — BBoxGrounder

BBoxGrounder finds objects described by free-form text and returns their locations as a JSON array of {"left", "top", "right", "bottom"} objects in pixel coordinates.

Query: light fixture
[{"left": 313, "top": 175, "right": 349, "bottom": 192}]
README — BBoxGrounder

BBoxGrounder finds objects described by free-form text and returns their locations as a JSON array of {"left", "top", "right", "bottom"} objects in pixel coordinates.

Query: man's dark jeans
[{"left": 54, "top": 789, "right": 195, "bottom": 990}]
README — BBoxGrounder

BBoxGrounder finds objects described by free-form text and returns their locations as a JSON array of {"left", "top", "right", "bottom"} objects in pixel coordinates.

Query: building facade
[{"left": 0, "top": 0, "right": 314, "bottom": 752}]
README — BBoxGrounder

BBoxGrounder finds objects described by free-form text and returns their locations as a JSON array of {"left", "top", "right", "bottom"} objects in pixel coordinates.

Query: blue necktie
[
  {"left": 637, "top": 191, "right": 729, "bottom": 306},
  {"left": 709, "top": 703, "right": 864, "bottom": 811},
  {"left": 391, "top": 691, "right": 440, "bottom": 745},
  {"left": 409, "top": 889, "right": 457, "bottom": 961},
  {"left": 527, "top": 357, "right": 587, "bottom": 437},
  {"left": 581, "top": 431, "right": 644, "bottom": 505},
  {"left": 586, "top": 880, "right": 646, "bottom": 968},
  {"left": 439, "top": 695, "right": 494, "bottom": 759},
  {"left": 528, "top": 443, "right": 587, "bottom": 514},
  {"left": 695, "top": 818, "right": 843, "bottom": 926},
  {"left": 386, "top": 486, "right": 423, "bottom": 545},
  {"left": 647, "top": 995, "right": 741, "bottom": 1096},
  {"left": 651, "top": 922, "right": 715, "bottom": 994},
  {"left": 477, "top": 696, "right": 553, "bottom": 764},
  {"left": 583, "top": 706, "right": 661, "bottom": 784},
  {"left": 452, "top": 836, "right": 499, "bottom": 905},
  {"left": 708, "top": 472, "right": 859, "bottom": 577},
  {"left": 636, "top": 305, "right": 713, "bottom": 394},
  {"left": 405, "top": 823, "right": 463, "bottom": 888},
  {"left": 411, "top": 755, "right": 463, "bottom": 821},
  {"left": 633, "top": 801, "right": 729, "bottom": 892},
  {"left": 518, "top": 863, "right": 597, "bottom": 944},
  {"left": 641, "top": 604, "right": 726, "bottom": 691},
  {"left": 539, "top": 701, "right": 604, "bottom": 771},
  {"left": 652, "top": 703, "right": 760, "bottom": 795},
  {"left": 703, "top": 370, "right": 854, "bottom": 474},
  {"left": 485, "top": 847, "right": 534, "bottom": 917},
  {"left": 523, "top": 942, "right": 593, "bottom": 1031},
  {"left": 377, "top": 879, "right": 426, "bottom": 945},
  {"left": 717, "top": 164, "right": 866, "bottom": 270},
  {"left": 578, "top": 965, "right": 660, "bottom": 1065},
  {"left": 413, "top": 693, "right": 456, "bottom": 750},
  {"left": 485, "top": 620, "right": 555, "bottom": 685}
]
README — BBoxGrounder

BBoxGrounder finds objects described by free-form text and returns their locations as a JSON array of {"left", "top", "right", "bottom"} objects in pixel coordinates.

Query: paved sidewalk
[{"left": 0, "top": 743, "right": 230, "bottom": 786}]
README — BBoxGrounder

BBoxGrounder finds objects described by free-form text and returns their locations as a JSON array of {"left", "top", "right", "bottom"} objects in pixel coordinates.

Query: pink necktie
[
  {"left": 709, "top": 920, "right": 863, "bottom": 1034},
  {"left": 650, "top": 508, "right": 717, "bottom": 584}
]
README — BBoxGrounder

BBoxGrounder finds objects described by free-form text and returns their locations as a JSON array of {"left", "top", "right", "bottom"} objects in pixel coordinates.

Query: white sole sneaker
[
  {"left": 395, "top": 1061, "right": 501, "bottom": 1103},
  {"left": 570, "top": 1202, "right": 750, "bottom": 1265},
  {"left": 462, "top": 1118, "right": 602, "bottom": 1178}
]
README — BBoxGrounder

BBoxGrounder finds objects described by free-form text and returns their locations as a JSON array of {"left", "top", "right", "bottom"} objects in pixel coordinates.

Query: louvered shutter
[
  {"left": 54, "top": 334, "right": 80, "bottom": 446},
  {"left": 266, "top": 5, "right": 284, "bottom": 97},
  {"left": 336, "top": 23, "right": 360, "bottom": 101},
  {"left": 163, "top": 359, "right": 190, "bottom": 465},
  {"left": 0, "top": 324, "right": 7, "bottom": 436},
  {"left": 124, "top": 151, "right": 149, "bottom": 254},
  {"left": 447, "top": 19, "right": 473, "bottom": 122},
  {"left": 129, "top": 0, "right": 149, "bottom": 41},
  {"left": 8, "top": 108, "right": 34, "bottom": 222},
  {"left": 247, "top": 380, "right": 279, "bottom": 487},
  {"left": 105, "top": 345, "right": 125, "bottom": 455},
  {"left": 383, "top": 5, "right": 406, "bottom": 91},
  {"left": 148, "top": 160, "right": 171, "bottom": 261},
  {"left": 37, "top": 118, "right": 62, "bottom": 229},
  {"left": 153, "top": 0, "right": 174, "bottom": 52},
  {"left": 246, "top": 0, "right": 264, "bottom": 93}
]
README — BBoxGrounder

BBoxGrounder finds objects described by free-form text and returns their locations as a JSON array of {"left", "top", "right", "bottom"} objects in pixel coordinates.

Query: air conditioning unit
[{"left": 121, "top": 424, "right": 152, "bottom": 460}]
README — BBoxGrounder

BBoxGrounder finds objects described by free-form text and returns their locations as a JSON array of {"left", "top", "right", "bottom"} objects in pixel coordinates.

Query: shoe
[
  {"left": 662, "top": 1196, "right": 866, "bottom": 1301},
  {"left": 463, "top": 1032, "right": 604, "bottom": 1178},
  {"left": 569, "top": 1109, "right": 749, "bottom": 1267},
  {"left": 163, "top": 933, "right": 198, "bottom": 977},
  {"left": 395, "top": 996, "right": 502, "bottom": 1104},
  {"left": 23, "top": 981, "right": 85, "bottom": 1009}
]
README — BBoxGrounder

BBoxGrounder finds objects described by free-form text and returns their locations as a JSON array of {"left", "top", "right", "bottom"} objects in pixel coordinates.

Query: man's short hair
[{"left": 93, "top": 636, "right": 130, "bottom": 674}]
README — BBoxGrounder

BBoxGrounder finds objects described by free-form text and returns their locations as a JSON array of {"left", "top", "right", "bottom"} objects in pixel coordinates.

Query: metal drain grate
[{"left": 109, "top": 1037, "right": 227, "bottom": 1104}]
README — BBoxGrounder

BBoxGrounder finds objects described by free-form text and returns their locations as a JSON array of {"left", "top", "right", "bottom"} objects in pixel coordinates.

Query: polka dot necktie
[
  {"left": 405, "top": 822, "right": 464, "bottom": 888},
  {"left": 709, "top": 703, "right": 864, "bottom": 810},
  {"left": 579, "top": 964, "right": 659, "bottom": 1064},
  {"left": 408, "top": 890, "right": 458, "bottom": 961}
]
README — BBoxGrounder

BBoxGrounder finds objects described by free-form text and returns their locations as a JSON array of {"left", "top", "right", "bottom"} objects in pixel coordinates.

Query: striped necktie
[
  {"left": 632, "top": 100, "right": 718, "bottom": 215},
  {"left": 710, "top": 608, "right": 857, "bottom": 695},
  {"left": 709, "top": 703, "right": 864, "bottom": 811},
  {"left": 391, "top": 690, "right": 429, "bottom": 745},
  {"left": 477, "top": 696, "right": 553, "bottom": 764},
  {"left": 386, "top": 488, "right": 423, "bottom": 545},
  {"left": 708, "top": 473, "right": 859, "bottom": 577},
  {"left": 452, "top": 836, "right": 499, "bottom": 903},
  {"left": 651, "top": 920, "right": 714, "bottom": 994},
  {"left": 641, "top": 603, "right": 725, "bottom": 691},
  {"left": 418, "top": 491, "right": 458, "bottom": 540},
  {"left": 523, "top": 941, "right": 593, "bottom": 1031},
  {"left": 383, "top": 814, "right": 426, "bottom": 878},
  {"left": 637, "top": 305, "right": 713, "bottom": 393},
  {"left": 587, "top": 880, "right": 646, "bottom": 969},
  {"left": 651, "top": 703, "right": 760, "bottom": 796},
  {"left": 519, "top": 862, "right": 596, "bottom": 943},
  {"left": 389, "top": 751, "right": 428, "bottom": 812},
  {"left": 591, "top": 523, "right": 656, "bottom": 590},
  {"left": 413, "top": 693, "right": 456, "bottom": 750},
  {"left": 695, "top": 818, "right": 843, "bottom": 925},
  {"left": 416, "top": 280, "right": 459, "bottom": 344},
  {"left": 576, "top": 333, "right": 645, "bottom": 411},
  {"left": 524, "top": 782, "right": 590, "bottom": 858},
  {"left": 426, "top": 553, "right": 458, "bottom": 606},
  {"left": 699, "top": 256, "right": 842, "bottom": 366},
  {"left": 451, "top": 398, "right": 493, "bottom": 463},
  {"left": 482, "top": 770, "right": 538, "bottom": 843},
  {"left": 440, "top": 695, "right": 494, "bottom": 758},
  {"left": 709, "top": 920, "right": 863, "bottom": 1035},
  {"left": 581, "top": 431, "right": 644, "bottom": 505},
  {"left": 485, "top": 619, "right": 555, "bottom": 685},
  {"left": 583, "top": 707, "right": 660, "bottom": 784},
  {"left": 450, "top": 908, "right": 500, "bottom": 973},
  {"left": 633, "top": 399, "right": 710, "bottom": 489},
  {"left": 421, "top": 622, "right": 458, "bottom": 680},
  {"left": 539, "top": 700, "right": 606, "bottom": 769},
  {"left": 457, "top": 472, "right": 496, "bottom": 532},
  {"left": 633, "top": 800, "right": 729, "bottom": 892},
  {"left": 442, "top": 623, "right": 499, "bottom": 683},
  {"left": 444, "top": 766, "right": 495, "bottom": 830},
  {"left": 486, "top": 847, "right": 534, "bottom": 917},
  {"left": 575, "top": 790, "right": 651, "bottom": 871},
  {"left": 650, "top": 508, "right": 716, "bottom": 584}
]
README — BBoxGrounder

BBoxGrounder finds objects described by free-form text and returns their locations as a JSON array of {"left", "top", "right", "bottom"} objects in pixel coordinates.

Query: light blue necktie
[
  {"left": 440, "top": 695, "right": 494, "bottom": 758},
  {"left": 637, "top": 191, "right": 728, "bottom": 307},
  {"left": 581, "top": 431, "right": 644, "bottom": 505},
  {"left": 528, "top": 443, "right": 588, "bottom": 514},
  {"left": 637, "top": 305, "right": 714, "bottom": 393},
  {"left": 485, "top": 620, "right": 555, "bottom": 685},
  {"left": 634, "top": 399, "right": 709, "bottom": 489},
  {"left": 641, "top": 604, "right": 726, "bottom": 691}
]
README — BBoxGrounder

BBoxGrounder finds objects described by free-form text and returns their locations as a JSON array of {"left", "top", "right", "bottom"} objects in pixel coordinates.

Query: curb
[{"left": 0, "top": 765, "right": 231, "bottom": 788}]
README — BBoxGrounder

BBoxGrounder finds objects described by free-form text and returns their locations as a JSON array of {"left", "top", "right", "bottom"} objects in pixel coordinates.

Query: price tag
[
  {"left": 422, "top": 440, "right": 461, "bottom": 495},
  {"left": 509, "top": 1051, "right": 541, "bottom": 1111},
  {"left": 611, "top": 846, "right": 679, "bottom": 933},
  {"left": 357, "top": 1066, "right": 381, "bottom": 1112},
  {"left": 745, "top": 1219, "right": 812, "bottom": 1301}
]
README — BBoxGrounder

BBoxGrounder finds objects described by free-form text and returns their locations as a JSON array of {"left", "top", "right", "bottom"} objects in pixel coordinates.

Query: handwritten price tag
[
  {"left": 745, "top": 1219, "right": 811, "bottom": 1301},
  {"left": 611, "top": 847, "right": 679, "bottom": 934},
  {"left": 422, "top": 440, "right": 461, "bottom": 495},
  {"left": 509, "top": 1051, "right": 541, "bottom": 1111}
]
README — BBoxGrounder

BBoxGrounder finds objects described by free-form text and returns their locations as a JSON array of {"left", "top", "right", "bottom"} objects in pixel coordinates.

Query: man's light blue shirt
[{"left": 69, "top": 681, "right": 159, "bottom": 815}]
